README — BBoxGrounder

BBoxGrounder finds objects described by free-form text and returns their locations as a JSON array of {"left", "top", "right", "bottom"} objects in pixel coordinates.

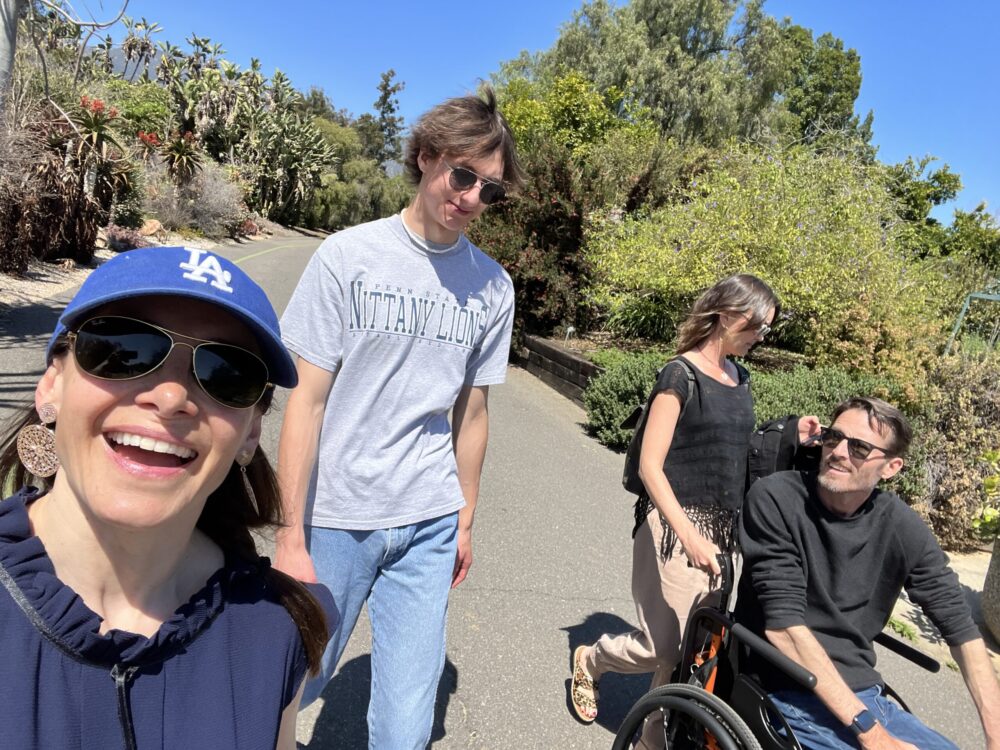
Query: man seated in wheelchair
[{"left": 735, "top": 396, "right": 1000, "bottom": 750}]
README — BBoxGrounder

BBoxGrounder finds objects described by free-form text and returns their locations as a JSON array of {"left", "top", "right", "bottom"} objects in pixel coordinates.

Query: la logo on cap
[{"left": 179, "top": 248, "right": 234, "bottom": 293}]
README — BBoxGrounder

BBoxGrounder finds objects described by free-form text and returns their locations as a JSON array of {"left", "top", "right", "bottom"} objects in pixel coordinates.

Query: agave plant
[{"left": 160, "top": 130, "right": 203, "bottom": 184}]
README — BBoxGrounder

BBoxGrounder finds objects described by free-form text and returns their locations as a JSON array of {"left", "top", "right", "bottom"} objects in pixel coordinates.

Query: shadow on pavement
[
  {"left": 897, "top": 582, "right": 995, "bottom": 648},
  {"left": 563, "top": 612, "right": 650, "bottom": 735},
  {"left": 304, "top": 655, "right": 458, "bottom": 748},
  {"left": 0, "top": 298, "right": 63, "bottom": 342}
]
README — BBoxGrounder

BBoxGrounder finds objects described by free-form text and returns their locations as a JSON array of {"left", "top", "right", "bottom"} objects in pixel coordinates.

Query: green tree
[
  {"left": 479, "top": 68, "right": 707, "bottom": 334},
  {"left": 299, "top": 85, "right": 350, "bottom": 124},
  {"left": 359, "top": 69, "right": 404, "bottom": 169},
  {"left": 354, "top": 111, "right": 382, "bottom": 164},
  {"left": 313, "top": 116, "right": 363, "bottom": 165},
  {"left": 505, "top": 0, "right": 790, "bottom": 145},
  {"left": 887, "top": 156, "right": 962, "bottom": 258},
  {"left": 943, "top": 203, "right": 1000, "bottom": 272},
  {"left": 779, "top": 25, "right": 873, "bottom": 148}
]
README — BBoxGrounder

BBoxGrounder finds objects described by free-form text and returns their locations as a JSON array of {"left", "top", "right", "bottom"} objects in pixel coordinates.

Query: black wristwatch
[{"left": 849, "top": 708, "right": 878, "bottom": 735}]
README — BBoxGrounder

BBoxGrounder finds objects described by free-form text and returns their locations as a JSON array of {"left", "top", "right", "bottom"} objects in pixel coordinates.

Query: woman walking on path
[
  {"left": 570, "top": 274, "right": 781, "bottom": 748},
  {"left": 0, "top": 246, "right": 336, "bottom": 750}
]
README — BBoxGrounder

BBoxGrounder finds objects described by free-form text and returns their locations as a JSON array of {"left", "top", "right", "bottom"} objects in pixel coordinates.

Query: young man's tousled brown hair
[{"left": 403, "top": 85, "right": 523, "bottom": 190}]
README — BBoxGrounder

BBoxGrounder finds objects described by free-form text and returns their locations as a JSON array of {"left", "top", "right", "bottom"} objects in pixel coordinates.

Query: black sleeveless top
[{"left": 633, "top": 356, "right": 755, "bottom": 558}]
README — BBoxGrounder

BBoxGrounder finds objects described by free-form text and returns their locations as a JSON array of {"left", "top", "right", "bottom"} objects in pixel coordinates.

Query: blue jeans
[
  {"left": 302, "top": 512, "right": 458, "bottom": 750},
  {"left": 768, "top": 685, "right": 959, "bottom": 749}
]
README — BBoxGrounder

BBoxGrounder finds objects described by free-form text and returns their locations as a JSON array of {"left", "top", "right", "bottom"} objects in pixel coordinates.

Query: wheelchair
[{"left": 610, "top": 555, "right": 940, "bottom": 750}]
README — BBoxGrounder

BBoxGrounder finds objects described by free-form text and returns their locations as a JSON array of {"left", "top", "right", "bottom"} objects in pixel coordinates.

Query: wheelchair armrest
[
  {"left": 685, "top": 607, "right": 818, "bottom": 690},
  {"left": 729, "top": 623, "right": 818, "bottom": 690},
  {"left": 873, "top": 631, "right": 940, "bottom": 673}
]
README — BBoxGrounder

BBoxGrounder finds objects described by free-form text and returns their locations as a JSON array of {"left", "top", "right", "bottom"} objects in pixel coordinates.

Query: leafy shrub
[
  {"left": 109, "top": 163, "right": 146, "bottom": 229},
  {"left": 175, "top": 226, "right": 206, "bottom": 240},
  {"left": 903, "top": 355, "right": 1000, "bottom": 549},
  {"left": 586, "top": 146, "right": 959, "bottom": 384},
  {"left": 583, "top": 351, "right": 670, "bottom": 450},
  {"left": 189, "top": 163, "right": 246, "bottom": 239},
  {"left": 606, "top": 291, "right": 684, "bottom": 341},
  {"left": 0, "top": 120, "right": 48, "bottom": 274},
  {"left": 105, "top": 224, "right": 153, "bottom": 252},
  {"left": 101, "top": 80, "right": 173, "bottom": 140},
  {"left": 470, "top": 134, "right": 594, "bottom": 337},
  {"left": 302, "top": 161, "right": 411, "bottom": 231},
  {"left": 749, "top": 365, "right": 913, "bottom": 425},
  {"left": 143, "top": 158, "right": 246, "bottom": 239},
  {"left": 0, "top": 137, "right": 101, "bottom": 272},
  {"left": 589, "top": 346, "right": 668, "bottom": 371},
  {"left": 972, "top": 450, "right": 1000, "bottom": 540}
]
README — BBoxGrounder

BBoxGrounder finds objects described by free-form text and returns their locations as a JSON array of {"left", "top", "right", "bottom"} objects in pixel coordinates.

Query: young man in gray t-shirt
[{"left": 276, "top": 88, "right": 522, "bottom": 749}]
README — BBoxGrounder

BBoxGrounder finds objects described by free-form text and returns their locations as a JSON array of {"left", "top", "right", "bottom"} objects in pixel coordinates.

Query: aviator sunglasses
[
  {"left": 443, "top": 160, "right": 506, "bottom": 205},
  {"left": 739, "top": 311, "right": 771, "bottom": 337},
  {"left": 818, "top": 426, "right": 895, "bottom": 461},
  {"left": 67, "top": 316, "right": 273, "bottom": 409}
]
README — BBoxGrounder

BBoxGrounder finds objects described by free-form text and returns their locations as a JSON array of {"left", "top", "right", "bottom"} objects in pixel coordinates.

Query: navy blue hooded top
[{"left": 0, "top": 487, "right": 337, "bottom": 750}]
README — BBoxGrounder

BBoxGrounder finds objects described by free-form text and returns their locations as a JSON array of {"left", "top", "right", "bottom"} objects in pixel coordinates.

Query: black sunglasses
[
  {"left": 443, "top": 160, "right": 506, "bottom": 205},
  {"left": 68, "top": 316, "right": 273, "bottom": 409},
  {"left": 819, "top": 426, "right": 895, "bottom": 461}
]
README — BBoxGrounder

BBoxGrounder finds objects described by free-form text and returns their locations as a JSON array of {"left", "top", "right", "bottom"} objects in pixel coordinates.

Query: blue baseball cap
[{"left": 46, "top": 247, "right": 298, "bottom": 388}]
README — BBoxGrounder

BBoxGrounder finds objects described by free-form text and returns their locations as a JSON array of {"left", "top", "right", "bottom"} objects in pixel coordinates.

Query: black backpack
[
  {"left": 621, "top": 359, "right": 695, "bottom": 496},
  {"left": 747, "top": 415, "right": 821, "bottom": 486}
]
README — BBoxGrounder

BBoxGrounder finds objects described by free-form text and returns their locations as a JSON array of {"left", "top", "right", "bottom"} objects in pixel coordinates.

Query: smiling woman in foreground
[{"left": 0, "top": 246, "right": 336, "bottom": 750}]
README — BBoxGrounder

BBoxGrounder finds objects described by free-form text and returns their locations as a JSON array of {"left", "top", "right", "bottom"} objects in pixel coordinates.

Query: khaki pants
[{"left": 588, "top": 509, "right": 719, "bottom": 749}]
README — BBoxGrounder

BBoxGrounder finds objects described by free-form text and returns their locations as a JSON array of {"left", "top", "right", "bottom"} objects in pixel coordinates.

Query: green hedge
[
  {"left": 748, "top": 365, "right": 912, "bottom": 425},
  {"left": 583, "top": 352, "right": 667, "bottom": 450}
]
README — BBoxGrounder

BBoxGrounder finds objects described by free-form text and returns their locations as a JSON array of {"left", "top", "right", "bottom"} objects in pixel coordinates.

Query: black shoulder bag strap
[{"left": 622, "top": 358, "right": 696, "bottom": 495}]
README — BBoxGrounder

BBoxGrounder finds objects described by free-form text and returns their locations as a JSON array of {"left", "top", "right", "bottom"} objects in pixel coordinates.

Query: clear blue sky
[{"left": 107, "top": 0, "right": 996, "bottom": 222}]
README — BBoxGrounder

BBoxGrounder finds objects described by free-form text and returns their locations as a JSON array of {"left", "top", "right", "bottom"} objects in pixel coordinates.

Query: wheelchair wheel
[{"left": 611, "top": 684, "right": 762, "bottom": 750}]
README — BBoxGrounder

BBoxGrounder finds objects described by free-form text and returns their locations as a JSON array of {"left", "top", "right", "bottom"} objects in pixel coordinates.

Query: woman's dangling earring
[
  {"left": 17, "top": 404, "right": 60, "bottom": 478},
  {"left": 236, "top": 451, "right": 259, "bottom": 516}
]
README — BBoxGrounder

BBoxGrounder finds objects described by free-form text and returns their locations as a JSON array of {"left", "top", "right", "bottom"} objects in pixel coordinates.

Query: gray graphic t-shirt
[{"left": 281, "top": 214, "right": 515, "bottom": 529}]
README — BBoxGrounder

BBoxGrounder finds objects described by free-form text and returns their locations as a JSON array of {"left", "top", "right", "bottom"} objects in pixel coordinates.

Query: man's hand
[
  {"left": 857, "top": 723, "right": 919, "bottom": 750},
  {"left": 451, "top": 526, "right": 473, "bottom": 588},
  {"left": 950, "top": 639, "right": 1000, "bottom": 749},
  {"left": 798, "top": 415, "right": 823, "bottom": 445},
  {"left": 451, "top": 385, "right": 489, "bottom": 589},
  {"left": 274, "top": 536, "right": 319, "bottom": 583},
  {"left": 275, "top": 356, "right": 333, "bottom": 586}
]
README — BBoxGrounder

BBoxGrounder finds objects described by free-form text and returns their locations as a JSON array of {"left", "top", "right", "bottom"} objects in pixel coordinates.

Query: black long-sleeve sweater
[{"left": 735, "top": 470, "right": 979, "bottom": 692}]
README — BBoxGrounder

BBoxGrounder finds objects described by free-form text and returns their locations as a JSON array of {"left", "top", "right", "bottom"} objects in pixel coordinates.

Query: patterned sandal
[{"left": 570, "top": 645, "right": 599, "bottom": 723}]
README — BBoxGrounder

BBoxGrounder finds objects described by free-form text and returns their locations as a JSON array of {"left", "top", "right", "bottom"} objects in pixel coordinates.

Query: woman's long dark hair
[{"left": 0, "top": 346, "right": 329, "bottom": 674}]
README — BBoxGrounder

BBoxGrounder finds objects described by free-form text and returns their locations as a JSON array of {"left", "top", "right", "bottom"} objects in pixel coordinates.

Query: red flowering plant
[
  {"left": 73, "top": 95, "right": 126, "bottom": 161},
  {"left": 136, "top": 130, "right": 162, "bottom": 159}
]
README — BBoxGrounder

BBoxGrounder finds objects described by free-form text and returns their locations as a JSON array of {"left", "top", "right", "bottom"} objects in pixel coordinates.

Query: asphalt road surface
[{"left": 0, "top": 235, "right": 987, "bottom": 748}]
